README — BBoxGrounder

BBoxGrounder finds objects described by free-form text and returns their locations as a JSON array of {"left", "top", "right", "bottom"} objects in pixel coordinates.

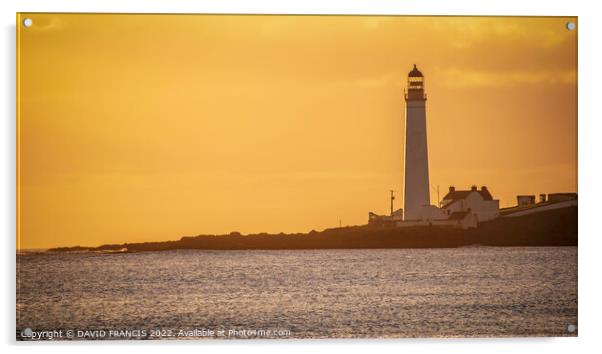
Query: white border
[
  {"left": 2, "top": 0, "right": 585, "bottom": 16},
  {"left": 2, "top": 1, "right": 601, "bottom": 354}
]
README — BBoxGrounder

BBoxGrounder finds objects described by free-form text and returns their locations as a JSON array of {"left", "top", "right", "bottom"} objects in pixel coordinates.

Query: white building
[
  {"left": 368, "top": 189, "right": 494, "bottom": 229},
  {"left": 393, "top": 203, "right": 479, "bottom": 229},
  {"left": 368, "top": 208, "right": 403, "bottom": 227},
  {"left": 403, "top": 65, "right": 431, "bottom": 221},
  {"left": 440, "top": 186, "right": 500, "bottom": 222}
]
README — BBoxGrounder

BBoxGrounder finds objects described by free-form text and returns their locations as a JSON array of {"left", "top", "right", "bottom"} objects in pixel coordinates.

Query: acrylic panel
[{"left": 16, "top": 13, "right": 578, "bottom": 340}]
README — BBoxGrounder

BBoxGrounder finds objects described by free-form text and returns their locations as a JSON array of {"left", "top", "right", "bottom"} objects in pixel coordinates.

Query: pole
[{"left": 390, "top": 190, "right": 395, "bottom": 216}]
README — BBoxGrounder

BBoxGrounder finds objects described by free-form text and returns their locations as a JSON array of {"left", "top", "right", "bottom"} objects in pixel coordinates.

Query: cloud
[
  {"left": 427, "top": 17, "right": 573, "bottom": 50},
  {"left": 438, "top": 67, "right": 576, "bottom": 88}
]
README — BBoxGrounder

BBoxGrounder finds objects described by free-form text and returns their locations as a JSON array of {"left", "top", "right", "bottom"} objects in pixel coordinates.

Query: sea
[{"left": 16, "top": 247, "right": 577, "bottom": 340}]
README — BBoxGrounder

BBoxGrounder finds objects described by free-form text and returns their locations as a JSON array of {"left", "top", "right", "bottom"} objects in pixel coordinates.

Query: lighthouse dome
[{"left": 408, "top": 64, "right": 423, "bottom": 77}]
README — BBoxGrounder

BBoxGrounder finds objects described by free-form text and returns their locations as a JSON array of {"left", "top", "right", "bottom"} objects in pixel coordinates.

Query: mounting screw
[
  {"left": 567, "top": 324, "right": 576, "bottom": 333},
  {"left": 566, "top": 22, "right": 576, "bottom": 31}
]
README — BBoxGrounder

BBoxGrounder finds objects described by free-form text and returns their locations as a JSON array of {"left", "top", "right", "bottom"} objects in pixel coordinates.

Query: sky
[{"left": 17, "top": 14, "right": 577, "bottom": 249}]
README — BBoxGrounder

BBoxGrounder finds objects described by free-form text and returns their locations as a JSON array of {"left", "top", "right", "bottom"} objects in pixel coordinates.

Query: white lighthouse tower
[{"left": 403, "top": 64, "right": 430, "bottom": 220}]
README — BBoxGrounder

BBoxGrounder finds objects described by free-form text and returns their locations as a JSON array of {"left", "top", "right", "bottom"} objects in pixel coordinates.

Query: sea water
[{"left": 16, "top": 247, "right": 577, "bottom": 339}]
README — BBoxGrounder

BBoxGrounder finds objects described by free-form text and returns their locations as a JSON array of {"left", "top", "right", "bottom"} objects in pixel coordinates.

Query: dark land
[{"left": 48, "top": 206, "right": 577, "bottom": 253}]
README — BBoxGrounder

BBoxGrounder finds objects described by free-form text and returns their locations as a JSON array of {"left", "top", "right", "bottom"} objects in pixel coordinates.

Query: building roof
[
  {"left": 441, "top": 188, "right": 493, "bottom": 208},
  {"left": 408, "top": 64, "right": 423, "bottom": 77},
  {"left": 443, "top": 189, "right": 493, "bottom": 202},
  {"left": 500, "top": 193, "right": 578, "bottom": 216},
  {"left": 548, "top": 193, "right": 578, "bottom": 198},
  {"left": 499, "top": 203, "right": 550, "bottom": 216}
]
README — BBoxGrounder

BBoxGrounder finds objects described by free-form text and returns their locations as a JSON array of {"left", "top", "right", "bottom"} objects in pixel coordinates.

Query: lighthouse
[{"left": 403, "top": 64, "right": 430, "bottom": 220}]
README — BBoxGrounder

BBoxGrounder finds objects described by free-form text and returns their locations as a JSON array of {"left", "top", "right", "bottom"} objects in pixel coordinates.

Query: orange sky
[{"left": 17, "top": 14, "right": 577, "bottom": 249}]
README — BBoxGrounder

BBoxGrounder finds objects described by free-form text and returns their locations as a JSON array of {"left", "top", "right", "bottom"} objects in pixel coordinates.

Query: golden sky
[{"left": 17, "top": 14, "right": 577, "bottom": 249}]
